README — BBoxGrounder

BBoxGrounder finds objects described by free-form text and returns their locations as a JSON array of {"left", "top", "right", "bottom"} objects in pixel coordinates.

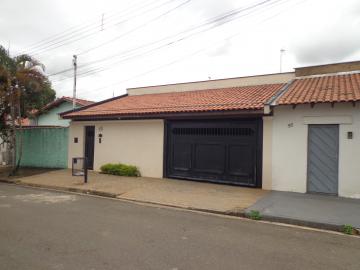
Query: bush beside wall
[{"left": 100, "top": 163, "right": 140, "bottom": 177}]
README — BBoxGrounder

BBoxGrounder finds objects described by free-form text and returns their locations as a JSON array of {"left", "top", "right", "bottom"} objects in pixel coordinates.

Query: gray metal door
[{"left": 307, "top": 125, "right": 339, "bottom": 195}]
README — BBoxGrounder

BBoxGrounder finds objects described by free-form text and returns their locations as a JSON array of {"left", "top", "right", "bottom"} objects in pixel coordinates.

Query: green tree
[{"left": 0, "top": 45, "right": 56, "bottom": 173}]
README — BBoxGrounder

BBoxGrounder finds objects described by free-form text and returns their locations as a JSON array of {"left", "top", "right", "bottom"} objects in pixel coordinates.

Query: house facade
[
  {"left": 267, "top": 62, "right": 360, "bottom": 198},
  {"left": 32, "top": 96, "right": 94, "bottom": 127},
  {"left": 63, "top": 72, "right": 294, "bottom": 188},
  {"left": 0, "top": 96, "right": 93, "bottom": 166},
  {"left": 62, "top": 61, "right": 360, "bottom": 199}
]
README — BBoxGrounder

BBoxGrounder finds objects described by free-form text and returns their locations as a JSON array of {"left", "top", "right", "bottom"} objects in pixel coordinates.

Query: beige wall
[
  {"left": 271, "top": 103, "right": 360, "bottom": 198},
  {"left": 262, "top": 116, "right": 273, "bottom": 190},
  {"left": 68, "top": 120, "right": 164, "bottom": 178},
  {"left": 127, "top": 73, "right": 295, "bottom": 96},
  {"left": 295, "top": 61, "right": 360, "bottom": 77}
]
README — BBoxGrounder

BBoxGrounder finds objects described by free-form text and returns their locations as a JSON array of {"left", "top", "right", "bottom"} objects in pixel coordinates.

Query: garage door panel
[
  {"left": 172, "top": 142, "right": 192, "bottom": 172},
  {"left": 193, "top": 143, "right": 225, "bottom": 174},
  {"left": 227, "top": 144, "right": 254, "bottom": 180}
]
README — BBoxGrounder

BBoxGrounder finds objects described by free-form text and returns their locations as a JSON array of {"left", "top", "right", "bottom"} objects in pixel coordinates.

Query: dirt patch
[{"left": 0, "top": 166, "right": 60, "bottom": 180}]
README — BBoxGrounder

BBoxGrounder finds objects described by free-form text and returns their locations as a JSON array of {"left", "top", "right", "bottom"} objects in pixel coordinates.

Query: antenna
[
  {"left": 101, "top": 13, "right": 105, "bottom": 31},
  {"left": 280, "top": 48, "right": 286, "bottom": 73}
]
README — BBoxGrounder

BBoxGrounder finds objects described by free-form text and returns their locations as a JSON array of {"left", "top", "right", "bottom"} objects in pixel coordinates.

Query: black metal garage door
[{"left": 165, "top": 119, "right": 262, "bottom": 187}]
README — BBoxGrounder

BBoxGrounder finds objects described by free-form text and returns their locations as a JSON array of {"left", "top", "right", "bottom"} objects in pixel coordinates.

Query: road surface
[{"left": 0, "top": 183, "right": 359, "bottom": 270}]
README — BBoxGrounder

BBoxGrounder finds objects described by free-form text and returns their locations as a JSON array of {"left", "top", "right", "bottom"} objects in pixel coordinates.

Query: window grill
[{"left": 172, "top": 127, "right": 254, "bottom": 136}]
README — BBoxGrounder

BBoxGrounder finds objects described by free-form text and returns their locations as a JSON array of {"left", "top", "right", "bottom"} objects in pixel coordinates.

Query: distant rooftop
[{"left": 33, "top": 96, "right": 95, "bottom": 116}]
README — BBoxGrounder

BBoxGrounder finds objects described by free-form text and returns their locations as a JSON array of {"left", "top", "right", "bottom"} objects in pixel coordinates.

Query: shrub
[
  {"left": 100, "top": 163, "right": 140, "bottom": 177},
  {"left": 247, "top": 210, "right": 262, "bottom": 220},
  {"left": 342, "top": 224, "right": 355, "bottom": 235}
]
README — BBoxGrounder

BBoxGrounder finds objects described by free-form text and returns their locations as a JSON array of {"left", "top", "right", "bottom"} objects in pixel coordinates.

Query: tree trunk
[
  {"left": 9, "top": 84, "right": 18, "bottom": 176},
  {"left": 15, "top": 96, "right": 23, "bottom": 172}
]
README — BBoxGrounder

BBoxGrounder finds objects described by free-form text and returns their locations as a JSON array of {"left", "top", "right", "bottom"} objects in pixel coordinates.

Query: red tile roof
[
  {"left": 278, "top": 73, "right": 360, "bottom": 105},
  {"left": 62, "top": 84, "right": 285, "bottom": 119},
  {"left": 35, "top": 96, "right": 94, "bottom": 116},
  {"left": 62, "top": 96, "right": 94, "bottom": 107},
  {"left": 15, "top": 118, "right": 31, "bottom": 126}
]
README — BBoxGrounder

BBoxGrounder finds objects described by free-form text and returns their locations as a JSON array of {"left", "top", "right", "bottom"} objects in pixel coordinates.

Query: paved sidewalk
[
  {"left": 246, "top": 191, "right": 360, "bottom": 229},
  {"left": 6, "top": 169, "right": 267, "bottom": 214}
]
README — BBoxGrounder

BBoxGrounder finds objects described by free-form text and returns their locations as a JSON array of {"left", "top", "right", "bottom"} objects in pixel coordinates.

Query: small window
[{"left": 74, "top": 137, "right": 78, "bottom": 143}]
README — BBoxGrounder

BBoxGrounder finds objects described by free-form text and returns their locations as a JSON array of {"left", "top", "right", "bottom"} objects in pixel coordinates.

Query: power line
[
  {"left": 77, "top": 0, "right": 192, "bottom": 56},
  {"left": 21, "top": 0, "right": 154, "bottom": 52},
  {"left": 77, "top": 0, "right": 273, "bottom": 57},
  {"left": 51, "top": 0, "right": 285, "bottom": 83},
  {"left": 26, "top": 0, "right": 181, "bottom": 56},
  {"left": 60, "top": 0, "right": 303, "bottom": 96},
  {"left": 49, "top": 0, "right": 279, "bottom": 79},
  {"left": 20, "top": 1, "right": 156, "bottom": 51},
  {"left": 29, "top": 0, "right": 180, "bottom": 56}
]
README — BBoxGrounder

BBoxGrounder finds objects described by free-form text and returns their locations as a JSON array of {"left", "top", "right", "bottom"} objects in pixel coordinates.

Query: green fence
[{"left": 16, "top": 127, "right": 68, "bottom": 168}]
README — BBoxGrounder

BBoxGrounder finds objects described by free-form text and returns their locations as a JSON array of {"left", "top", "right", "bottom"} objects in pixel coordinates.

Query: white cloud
[{"left": 0, "top": 0, "right": 359, "bottom": 101}]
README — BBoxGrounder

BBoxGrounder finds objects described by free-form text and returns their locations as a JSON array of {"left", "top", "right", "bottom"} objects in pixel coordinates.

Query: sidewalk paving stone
[{"left": 12, "top": 169, "right": 267, "bottom": 214}]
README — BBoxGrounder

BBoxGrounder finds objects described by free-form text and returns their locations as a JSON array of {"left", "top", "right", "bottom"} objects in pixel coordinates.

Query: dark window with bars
[{"left": 172, "top": 127, "right": 255, "bottom": 136}]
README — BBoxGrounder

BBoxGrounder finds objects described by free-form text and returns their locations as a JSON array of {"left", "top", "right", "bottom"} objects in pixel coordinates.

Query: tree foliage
[{"left": 0, "top": 45, "right": 56, "bottom": 144}]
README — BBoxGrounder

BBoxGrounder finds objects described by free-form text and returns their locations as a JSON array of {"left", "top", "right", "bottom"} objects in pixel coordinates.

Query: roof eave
[{"left": 65, "top": 109, "right": 265, "bottom": 121}]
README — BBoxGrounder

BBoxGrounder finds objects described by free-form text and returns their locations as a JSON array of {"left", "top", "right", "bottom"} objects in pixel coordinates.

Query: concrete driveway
[
  {"left": 246, "top": 191, "right": 360, "bottom": 229},
  {"left": 9, "top": 169, "right": 267, "bottom": 214}
]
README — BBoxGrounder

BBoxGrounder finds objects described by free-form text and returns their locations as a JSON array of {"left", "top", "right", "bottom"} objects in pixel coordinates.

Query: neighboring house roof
[
  {"left": 62, "top": 84, "right": 285, "bottom": 119},
  {"left": 14, "top": 118, "right": 31, "bottom": 126},
  {"left": 33, "top": 96, "right": 94, "bottom": 116},
  {"left": 20, "top": 118, "right": 30, "bottom": 126},
  {"left": 277, "top": 72, "right": 360, "bottom": 105}
]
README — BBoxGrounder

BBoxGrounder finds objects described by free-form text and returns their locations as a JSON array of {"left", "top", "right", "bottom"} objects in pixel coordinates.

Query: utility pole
[
  {"left": 7, "top": 40, "right": 10, "bottom": 55},
  {"left": 72, "top": 55, "right": 77, "bottom": 109},
  {"left": 280, "top": 48, "right": 285, "bottom": 73}
]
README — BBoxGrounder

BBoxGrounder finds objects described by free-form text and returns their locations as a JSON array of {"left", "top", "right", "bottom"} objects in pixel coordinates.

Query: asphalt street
[{"left": 0, "top": 183, "right": 359, "bottom": 270}]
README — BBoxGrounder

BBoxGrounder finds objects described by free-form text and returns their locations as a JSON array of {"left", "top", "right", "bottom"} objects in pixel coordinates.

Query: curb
[
  {"left": 22, "top": 183, "right": 118, "bottom": 198},
  {"left": 257, "top": 215, "right": 344, "bottom": 233},
  {"left": 0, "top": 179, "right": 118, "bottom": 198},
  {"left": 1, "top": 179, "right": 358, "bottom": 236},
  {"left": 0, "top": 178, "right": 20, "bottom": 184}
]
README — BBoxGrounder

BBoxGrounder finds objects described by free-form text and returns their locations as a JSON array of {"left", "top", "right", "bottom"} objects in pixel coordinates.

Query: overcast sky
[{"left": 0, "top": 0, "right": 359, "bottom": 101}]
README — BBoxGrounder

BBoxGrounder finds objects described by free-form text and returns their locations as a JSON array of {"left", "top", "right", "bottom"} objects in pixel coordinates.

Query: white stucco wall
[
  {"left": 262, "top": 116, "right": 273, "bottom": 190},
  {"left": 68, "top": 120, "right": 164, "bottom": 178},
  {"left": 272, "top": 103, "right": 360, "bottom": 198}
]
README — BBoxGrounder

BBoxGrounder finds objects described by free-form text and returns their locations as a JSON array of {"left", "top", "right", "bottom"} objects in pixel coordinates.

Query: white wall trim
[{"left": 303, "top": 116, "right": 353, "bottom": 125}]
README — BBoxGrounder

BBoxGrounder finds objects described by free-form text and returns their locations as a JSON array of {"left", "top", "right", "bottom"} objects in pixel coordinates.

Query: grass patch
[
  {"left": 247, "top": 210, "right": 262, "bottom": 220},
  {"left": 100, "top": 163, "right": 140, "bottom": 177},
  {"left": 342, "top": 224, "right": 355, "bottom": 235}
]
